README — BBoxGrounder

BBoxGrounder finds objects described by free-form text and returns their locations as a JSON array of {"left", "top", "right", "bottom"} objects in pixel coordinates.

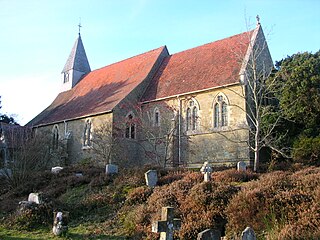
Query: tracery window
[
  {"left": 83, "top": 119, "right": 92, "bottom": 147},
  {"left": 213, "top": 94, "right": 229, "bottom": 128},
  {"left": 125, "top": 114, "right": 136, "bottom": 139},
  {"left": 186, "top": 100, "right": 199, "bottom": 131}
]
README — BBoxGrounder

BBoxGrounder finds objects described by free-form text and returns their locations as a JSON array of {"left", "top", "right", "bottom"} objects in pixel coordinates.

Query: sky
[{"left": 0, "top": 0, "right": 319, "bottom": 125}]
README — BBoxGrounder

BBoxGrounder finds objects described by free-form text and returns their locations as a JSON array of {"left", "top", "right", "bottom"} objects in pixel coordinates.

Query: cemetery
[{"left": 0, "top": 163, "right": 319, "bottom": 239}]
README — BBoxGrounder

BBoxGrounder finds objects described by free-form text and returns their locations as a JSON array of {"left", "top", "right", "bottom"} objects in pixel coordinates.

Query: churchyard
[{"left": 0, "top": 162, "right": 319, "bottom": 240}]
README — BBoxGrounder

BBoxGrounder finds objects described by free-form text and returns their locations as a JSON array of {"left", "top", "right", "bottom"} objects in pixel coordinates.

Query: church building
[{"left": 28, "top": 21, "right": 273, "bottom": 168}]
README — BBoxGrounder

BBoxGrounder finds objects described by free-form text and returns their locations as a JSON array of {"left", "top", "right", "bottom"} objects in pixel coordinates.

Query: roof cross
[
  {"left": 256, "top": 15, "right": 260, "bottom": 25},
  {"left": 78, "top": 18, "right": 82, "bottom": 35}
]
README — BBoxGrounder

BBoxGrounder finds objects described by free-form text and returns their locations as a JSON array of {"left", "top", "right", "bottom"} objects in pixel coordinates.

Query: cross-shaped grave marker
[
  {"left": 200, "top": 161, "right": 213, "bottom": 182},
  {"left": 152, "top": 206, "right": 181, "bottom": 240}
]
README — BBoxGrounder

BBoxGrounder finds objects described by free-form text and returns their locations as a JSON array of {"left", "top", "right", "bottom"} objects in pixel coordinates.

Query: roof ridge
[{"left": 91, "top": 46, "right": 166, "bottom": 72}]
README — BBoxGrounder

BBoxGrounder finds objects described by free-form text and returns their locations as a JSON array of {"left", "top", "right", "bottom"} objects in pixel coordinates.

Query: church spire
[{"left": 61, "top": 25, "right": 91, "bottom": 92}]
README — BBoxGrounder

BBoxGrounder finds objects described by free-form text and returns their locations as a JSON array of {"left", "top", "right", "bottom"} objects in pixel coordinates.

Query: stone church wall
[{"left": 140, "top": 84, "right": 250, "bottom": 168}]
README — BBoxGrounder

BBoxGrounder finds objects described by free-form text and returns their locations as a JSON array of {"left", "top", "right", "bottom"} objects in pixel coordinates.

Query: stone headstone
[
  {"left": 241, "top": 227, "right": 256, "bottom": 240},
  {"left": 200, "top": 161, "right": 213, "bottom": 182},
  {"left": 152, "top": 206, "right": 181, "bottom": 240},
  {"left": 51, "top": 166, "right": 63, "bottom": 174},
  {"left": 145, "top": 170, "right": 158, "bottom": 187},
  {"left": 237, "top": 161, "right": 247, "bottom": 171},
  {"left": 105, "top": 164, "right": 118, "bottom": 175},
  {"left": 53, "top": 211, "right": 69, "bottom": 236},
  {"left": 197, "top": 229, "right": 221, "bottom": 240},
  {"left": 28, "top": 193, "right": 42, "bottom": 204}
]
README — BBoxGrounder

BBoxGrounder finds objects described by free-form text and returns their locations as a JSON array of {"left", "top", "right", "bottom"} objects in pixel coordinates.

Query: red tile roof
[
  {"left": 29, "top": 46, "right": 166, "bottom": 126},
  {"left": 141, "top": 30, "right": 254, "bottom": 102}
]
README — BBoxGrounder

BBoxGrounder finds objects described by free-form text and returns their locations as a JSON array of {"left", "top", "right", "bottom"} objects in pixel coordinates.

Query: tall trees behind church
[{"left": 266, "top": 50, "right": 320, "bottom": 166}]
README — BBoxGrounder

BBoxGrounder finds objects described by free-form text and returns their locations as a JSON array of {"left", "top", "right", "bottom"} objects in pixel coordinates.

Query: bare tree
[
  {"left": 229, "top": 19, "right": 287, "bottom": 171},
  {"left": 2, "top": 126, "right": 53, "bottom": 188},
  {"left": 90, "top": 120, "right": 118, "bottom": 166},
  {"left": 140, "top": 104, "right": 178, "bottom": 167}
]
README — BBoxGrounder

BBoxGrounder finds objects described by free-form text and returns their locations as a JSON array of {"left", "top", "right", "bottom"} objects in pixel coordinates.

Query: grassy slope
[{"left": 0, "top": 165, "right": 319, "bottom": 239}]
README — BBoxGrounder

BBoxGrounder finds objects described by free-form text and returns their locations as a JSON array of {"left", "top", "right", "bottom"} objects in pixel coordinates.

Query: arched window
[
  {"left": 186, "top": 99, "right": 199, "bottom": 131},
  {"left": 186, "top": 108, "right": 191, "bottom": 131},
  {"left": 192, "top": 107, "right": 198, "bottom": 130},
  {"left": 52, "top": 125, "right": 59, "bottom": 150},
  {"left": 154, "top": 108, "right": 160, "bottom": 127},
  {"left": 214, "top": 103, "right": 220, "bottom": 128},
  {"left": 83, "top": 119, "right": 92, "bottom": 147},
  {"left": 221, "top": 102, "right": 228, "bottom": 126},
  {"left": 213, "top": 94, "right": 229, "bottom": 128},
  {"left": 125, "top": 114, "right": 136, "bottom": 139}
]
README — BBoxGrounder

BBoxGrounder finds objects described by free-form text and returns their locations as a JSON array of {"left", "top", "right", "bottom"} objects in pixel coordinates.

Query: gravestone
[
  {"left": 152, "top": 206, "right": 181, "bottom": 240},
  {"left": 197, "top": 229, "right": 221, "bottom": 240},
  {"left": 237, "top": 161, "right": 247, "bottom": 171},
  {"left": 51, "top": 166, "right": 63, "bottom": 174},
  {"left": 200, "top": 161, "right": 213, "bottom": 182},
  {"left": 145, "top": 170, "right": 158, "bottom": 187},
  {"left": 28, "top": 193, "right": 42, "bottom": 204},
  {"left": 53, "top": 211, "right": 69, "bottom": 236},
  {"left": 241, "top": 227, "right": 256, "bottom": 240},
  {"left": 105, "top": 164, "right": 118, "bottom": 175}
]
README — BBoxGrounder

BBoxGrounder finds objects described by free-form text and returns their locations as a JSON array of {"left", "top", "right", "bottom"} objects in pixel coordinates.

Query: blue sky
[{"left": 1, "top": 0, "right": 319, "bottom": 125}]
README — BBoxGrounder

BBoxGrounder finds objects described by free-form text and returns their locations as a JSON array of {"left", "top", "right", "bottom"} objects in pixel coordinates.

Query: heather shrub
[
  {"left": 125, "top": 186, "right": 153, "bottom": 205},
  {"left": 226, "top": 168, "right": 320, "bottom": 239},
  {"left": 272, "top": 200, "right": 320, "bottom": 240},
  {"left": 225, "top": 171, "right": 292, "bottom": 237},
  {"left": 127, "top": 171, "right": 239, "bottom": 239},
  {"left": 7, "top": 202, "right": 53, "bottom": 230},
  {"left": 212, "top": 169, "right": 259, "bottom": 183},
  {"left": 157, "top": 170, "right": 185, "bottom": 186},
  {"left": 179, "top": 182, "right": 239, "bottom": 239}
]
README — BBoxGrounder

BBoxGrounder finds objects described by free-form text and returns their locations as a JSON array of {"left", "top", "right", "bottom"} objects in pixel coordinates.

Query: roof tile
[
  {"left": 29, "top": 46, "right": 166, "bottom": 126},
  {"left": 141, "top": 30, "right": 254, "bottom": 101}
]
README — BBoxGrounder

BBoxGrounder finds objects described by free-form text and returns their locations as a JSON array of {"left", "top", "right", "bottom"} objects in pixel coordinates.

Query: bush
[
  {"left": 6, "top": 201, "right": 53, "bottom": 231},
  {"left": 293, "top": 136, "right": 320, "bottom": 165},
  {"left": 212, "top": 169, "right": 259, "bottom": 183},
  {"left": 125, "top": 171, "right": 239, "bottom": 239},
  {"left": 125, "top": 186, "right": 153, "bottom": 205},
  {"left": 225, "top": 168, "right": 320, "bottom": 239}
]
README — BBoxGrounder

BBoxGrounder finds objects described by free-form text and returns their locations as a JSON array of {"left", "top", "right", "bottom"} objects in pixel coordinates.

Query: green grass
[{"left": 0, "top": 226, "right": 127, "bottom": 240}]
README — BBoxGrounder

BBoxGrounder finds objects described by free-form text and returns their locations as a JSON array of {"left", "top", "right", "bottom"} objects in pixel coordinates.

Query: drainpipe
[
  {"left": 178, "top": 96, "right": 182, "bottom": 165},
  {"left": 64, "top": 120, "right": 68, "bottom": 138}
]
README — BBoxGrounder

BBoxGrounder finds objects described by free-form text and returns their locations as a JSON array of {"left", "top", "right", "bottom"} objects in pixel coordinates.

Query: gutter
[
  {"left": 31, "top": 109, "right": 113, "bottom": 128},
  {"left": 140, "top": 81, "right": 241, "bottom": 105}
]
